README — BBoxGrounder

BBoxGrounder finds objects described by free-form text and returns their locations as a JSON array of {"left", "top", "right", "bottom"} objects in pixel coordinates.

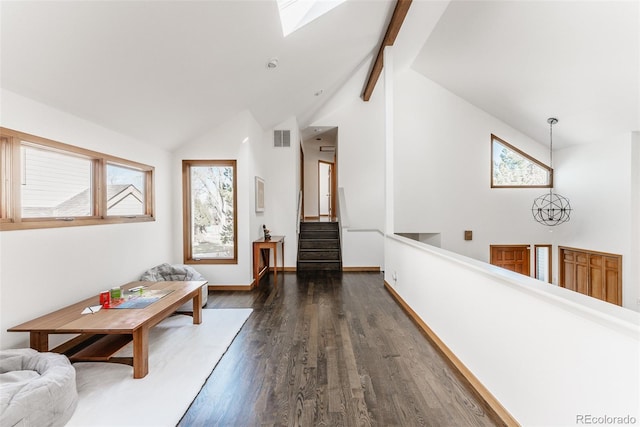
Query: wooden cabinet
[
  {"left": 559, "top": 247, "right": 622, "bottom": 306},
  {"left": 490, "top": 245, "right": 531, "bottom": 276}
]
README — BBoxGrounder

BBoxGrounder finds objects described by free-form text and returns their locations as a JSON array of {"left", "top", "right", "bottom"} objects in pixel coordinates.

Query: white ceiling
[
  {"left": 1, "top": 1, "right": 638, "bottom": 151},
  {"left": 0, "top": 0, "right": 393, "bottom": 150},
  {"left": 412, "top": 0, "right": 639, "bottom": 148}
]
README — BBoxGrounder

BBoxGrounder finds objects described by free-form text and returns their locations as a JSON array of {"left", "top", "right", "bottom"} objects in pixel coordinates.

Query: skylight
[{"left": 277, "top": 0, "right": 346, "bottom": 37}]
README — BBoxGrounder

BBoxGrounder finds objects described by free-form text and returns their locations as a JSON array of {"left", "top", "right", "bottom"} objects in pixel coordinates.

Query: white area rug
[{"left": 66, "top": 309, "right": 252, "bottom": 427}]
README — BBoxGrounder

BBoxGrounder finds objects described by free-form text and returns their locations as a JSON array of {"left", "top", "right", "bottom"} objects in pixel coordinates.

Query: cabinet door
[
  {"left": 562, "top": 250, "right": 577, "bottom": 292},
  {"left": 589, "top": 255, "right": 604, "bottom": 300},
  {"left": 562, "top": 249, "right": 588, "bottom": 295},
  {"left": 490, "top": 245, "right": 530, "bottom": 276},
  {"left": 603, "top": 256, "right": 622, "bottom": 305},
  {"left": 559, "top": 247, "right": 622, "bottom": 306},
  {"left": 575, "top": 252, "right": 589, "bottom": 296}
]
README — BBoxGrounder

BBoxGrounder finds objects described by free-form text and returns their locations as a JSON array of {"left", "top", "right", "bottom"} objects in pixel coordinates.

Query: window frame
[
  {"left": 491, "top": 134, "right": 553, "bottom": 188},
  {"left": 105, "top": 161, "right": 154, "bottom": 218},
  {"left": 182, "top": 159, "right": 238, "bottom": 265},
  {"left": 0, "top": 127, "right": 155, "bottom": 231},
  {"left": 534, "top": 244, "right": 552, "bottom": 284}
]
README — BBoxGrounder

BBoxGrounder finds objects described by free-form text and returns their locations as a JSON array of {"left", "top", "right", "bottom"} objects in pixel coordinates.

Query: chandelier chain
[{"left": 531, "top": 117, "right": 571, "bottom": 226}]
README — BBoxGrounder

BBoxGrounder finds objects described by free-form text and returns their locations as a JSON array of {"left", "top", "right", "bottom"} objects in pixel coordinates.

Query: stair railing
[{"left": 296, "top": 190, "right": 302, "bottom": 234}]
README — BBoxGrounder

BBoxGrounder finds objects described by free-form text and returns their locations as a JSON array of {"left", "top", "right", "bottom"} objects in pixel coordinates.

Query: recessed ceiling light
[{"left": 266, "top": 58, "right": 279, "bottom": 69}]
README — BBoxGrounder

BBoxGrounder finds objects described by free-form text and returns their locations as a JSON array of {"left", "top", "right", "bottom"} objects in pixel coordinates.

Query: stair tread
[
  {"left": 299, "top": 248, "right": 340, "bottom": 251},
  {"left": 298, "top": 221, "right": 341, "bottom": 271}
]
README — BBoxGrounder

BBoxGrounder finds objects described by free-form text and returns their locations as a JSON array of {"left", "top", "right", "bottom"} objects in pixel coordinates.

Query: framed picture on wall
[{"left": 255, "top": 176, "right": 265, "bottom": 212}]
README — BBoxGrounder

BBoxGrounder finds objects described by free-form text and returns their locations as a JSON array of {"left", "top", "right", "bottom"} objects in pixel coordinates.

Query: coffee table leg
[
  {"left": 193, "top": 288, "right": 202, "bottom": 325},
  {"left": 30, "top": 332, "right": 48, "bottom": 351},
  {"left": 133, "top": 328, "right": 149, "bottom": 379}
]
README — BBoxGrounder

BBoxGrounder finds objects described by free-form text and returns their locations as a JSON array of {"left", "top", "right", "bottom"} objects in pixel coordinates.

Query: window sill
[{"left": 0, "top": 216, "right": 155, "bottom": 231}]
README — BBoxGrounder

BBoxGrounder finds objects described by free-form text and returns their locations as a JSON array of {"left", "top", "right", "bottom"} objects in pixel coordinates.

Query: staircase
[{"left": 297, "top": 221, "right": 342, "bottom": 272}]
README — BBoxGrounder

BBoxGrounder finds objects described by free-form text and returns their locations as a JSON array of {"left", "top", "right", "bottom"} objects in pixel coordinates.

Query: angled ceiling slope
[
  {"left": 1, "top": 0, "right": 393, "bottom": 150},
  {"left": 412, "top": 1, "right": 640, "bottom": 148}
]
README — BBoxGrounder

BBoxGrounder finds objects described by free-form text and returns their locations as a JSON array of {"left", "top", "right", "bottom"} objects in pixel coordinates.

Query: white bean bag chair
[
  {"left": 0, "top": 348, "right": 78, "bottom": 427},
  {"left": 140, "top": 263, "right": 208, "bottom": 311}
]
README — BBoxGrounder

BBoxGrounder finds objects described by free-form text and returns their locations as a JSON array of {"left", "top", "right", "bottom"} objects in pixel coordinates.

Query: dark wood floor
[{"left": 178, "top": 272, "right": 502, "bottom": 427}]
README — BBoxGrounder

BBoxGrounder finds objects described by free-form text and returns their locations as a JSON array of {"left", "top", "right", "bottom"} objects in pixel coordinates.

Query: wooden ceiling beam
[{"left": 361, "top": 0, "right": 412, "bottom": 101}]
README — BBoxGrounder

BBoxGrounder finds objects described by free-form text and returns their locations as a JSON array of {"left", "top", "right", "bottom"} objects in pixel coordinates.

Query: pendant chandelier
[{"left": 531, "top": 118, "right": 572, "bottom": 226}]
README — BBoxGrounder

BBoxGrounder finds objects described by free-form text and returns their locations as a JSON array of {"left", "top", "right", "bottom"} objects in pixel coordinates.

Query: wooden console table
[
  {"left": 7, "top": 280, "right": 206, "bottom": 379},
  {"left": 253, "top": 235, "right": 285, "bottom": 288}
]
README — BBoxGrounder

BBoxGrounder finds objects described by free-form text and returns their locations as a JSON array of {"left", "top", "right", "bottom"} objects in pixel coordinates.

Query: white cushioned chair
[
  {"left": 139, "top": 263, "right": 208, "bottom": 311},
  {"left": 0, "top": 348, "right": 78, "bottom": 427}
]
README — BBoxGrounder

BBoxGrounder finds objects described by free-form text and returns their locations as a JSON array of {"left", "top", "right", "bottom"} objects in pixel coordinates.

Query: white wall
[
  {"left": 260, "top": 116, "right": 300, "bottom": 268},
  {"left": 394, "top": 68, "right": 558, "bottom": 263},
  {"left": 172, "top": 110, "right": 258, "bottom": 285},
  {"left": 309, "top": 61, "right": 386, "bottom": 268},
  {"left": 633, "top": 132, "right": 640, "bottom": 310},
  {"left": 0, "top": 90, "right": 173, "bottom": 349},
  {"left": 311, "top": 62, "right": 386, "bottom": 232},
  {"left": 172, "top": 111, "right": 300, "bottom": 284},
  {"left": 391, "top": 68, "right": 639, "bottom": 311},
  {"left": 555, "top": 133, "right": 637, "bottom": 309},
  {"left": 341, "top": 229, "right": 384, "bottom": 268},
  {"left": 385, "top": 234, "right": 640, "bottom": 426}
]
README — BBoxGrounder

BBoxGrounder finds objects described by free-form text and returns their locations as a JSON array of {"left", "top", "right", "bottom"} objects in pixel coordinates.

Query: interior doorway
[
  {"left": 490, "top": 245, "right": 531, "bottom": 276},
  {"left": 319, "top": 160, "right": 333, "bottom": 219},
  {"left": 300, "top": 126, "right": 337, "bottom": 221}
]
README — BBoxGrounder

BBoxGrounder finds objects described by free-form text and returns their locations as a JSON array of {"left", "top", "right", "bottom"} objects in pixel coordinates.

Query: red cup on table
[{"left": 99, "top": 291, "right": 111, "bottom": 308}]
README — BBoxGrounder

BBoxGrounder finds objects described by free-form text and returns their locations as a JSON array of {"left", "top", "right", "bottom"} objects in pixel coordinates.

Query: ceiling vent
[{"left": 274, "top": 130, "right": 291, "bottom": 148}]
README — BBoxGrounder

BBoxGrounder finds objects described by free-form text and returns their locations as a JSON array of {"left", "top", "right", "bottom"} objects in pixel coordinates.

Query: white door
[{"left": 319, "top": 162, "right": 331, "bottom": 216}]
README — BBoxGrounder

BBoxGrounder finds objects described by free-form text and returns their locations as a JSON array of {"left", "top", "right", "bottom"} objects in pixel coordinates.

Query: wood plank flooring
[{"left": 179, "top": 272, "right": 502, "bottom": 427}]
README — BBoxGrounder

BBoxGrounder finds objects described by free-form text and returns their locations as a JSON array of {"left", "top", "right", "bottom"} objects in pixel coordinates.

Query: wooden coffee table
[{"left": 7, "top": 280, "right": 206, "bottom": 378}]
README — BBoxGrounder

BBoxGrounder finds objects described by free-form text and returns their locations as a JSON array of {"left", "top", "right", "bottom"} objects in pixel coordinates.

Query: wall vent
[{"left": 274, "top": 130, "right": 291, "bottom": 147}]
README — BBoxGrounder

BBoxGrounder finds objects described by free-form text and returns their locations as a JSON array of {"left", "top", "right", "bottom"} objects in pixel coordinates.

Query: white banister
[{"left": 384, "top": 234, "right": 640, "bottom": 426}]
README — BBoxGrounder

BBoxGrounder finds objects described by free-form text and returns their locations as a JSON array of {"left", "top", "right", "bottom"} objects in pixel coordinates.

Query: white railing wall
[
  {"left": 384, "top": 233, "right": 640, "bottom": 426},
  {"left": 337, "top": 187, "right": 384, "bottom": 269}
]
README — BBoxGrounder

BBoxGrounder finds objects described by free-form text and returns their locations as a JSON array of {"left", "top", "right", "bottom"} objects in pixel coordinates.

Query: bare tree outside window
[
  {"left": 491, "top": 135, "right": 552, "bottom": 188},
  {"left": 183, "top": 160, "right": 237, "bottom": 264}
]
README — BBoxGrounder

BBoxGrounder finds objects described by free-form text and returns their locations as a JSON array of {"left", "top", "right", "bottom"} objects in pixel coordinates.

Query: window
[
  {"left": 182, "top": 160, "right": 237, "bottom": 264},
  {"left": 0, "top": 127, "right": 154, "bottom": 231},
  {"left": 491, "top": 134, "right": 552, "bottom": 188},
  {"left": 277, "top": 0, "right": 347, "bottom": 36},
  {"left": 535, "top": 244, "right": 552, "bottom": 283},
  {"left": 106, "top": 163, "right": 147, "bottom": 216},
  {"left": 21, "top": 144, "right": 94, "bottom": 218}
]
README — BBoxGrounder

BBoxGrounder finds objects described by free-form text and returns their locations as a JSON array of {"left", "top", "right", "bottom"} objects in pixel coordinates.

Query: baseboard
[
  {"left": 383, "top": 280, "right": 519, "bottom": 427},
  {"left": 208, "top": 284, "right": 254, "bottom": 291},
  {"left": 342, "top": 266, "right": 381, "bottom": 272},
  {"left": 268, "top": 267, "right": 297, "bottom": 272}
]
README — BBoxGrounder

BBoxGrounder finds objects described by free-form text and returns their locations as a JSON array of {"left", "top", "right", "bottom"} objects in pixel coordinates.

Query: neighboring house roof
[
  {"left": 106, "top": 185, "right": 143, "bottom": 211},
  {"left": 40, "top": 184, "right": 142, "bottom": 217}
]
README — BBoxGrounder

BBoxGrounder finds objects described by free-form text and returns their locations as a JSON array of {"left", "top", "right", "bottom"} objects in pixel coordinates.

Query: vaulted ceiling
[
  {"left": 411, "top": 0, "right": 639, "bottom": 148},
  {"left": 2, "top": 1, "right": 638, "bottom": 151},
  {"left": 1, "top": 0, "right": 394, "bottom": 150}
]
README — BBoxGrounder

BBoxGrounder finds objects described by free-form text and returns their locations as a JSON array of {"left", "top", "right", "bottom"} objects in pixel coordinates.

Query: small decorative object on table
[{"left": 263, "top": 224, "right": 271, "bottom": 240}]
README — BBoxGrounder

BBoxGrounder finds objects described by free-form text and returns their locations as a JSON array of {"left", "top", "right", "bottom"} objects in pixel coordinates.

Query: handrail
[
  {"left": 296, "top": 190, "right": 302, "bottom": 234},
  {"left": 337, "top": 187, "right": 349, "bottom": 228}
]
